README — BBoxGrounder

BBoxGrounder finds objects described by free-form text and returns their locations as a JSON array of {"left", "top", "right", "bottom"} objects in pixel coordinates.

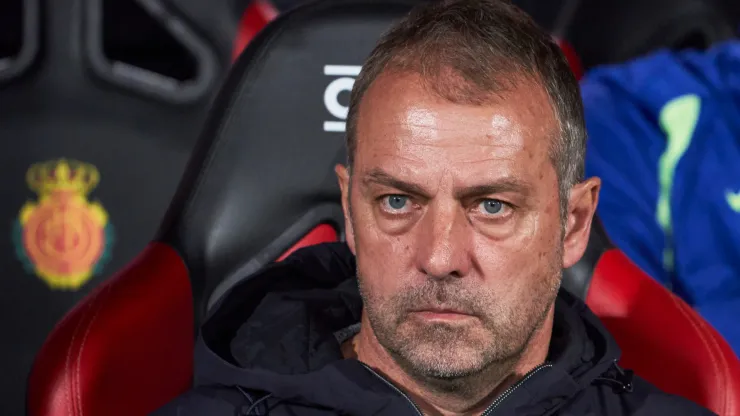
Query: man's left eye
[{"left": 477, "top": 199, "right": 507, "bottom": 215}]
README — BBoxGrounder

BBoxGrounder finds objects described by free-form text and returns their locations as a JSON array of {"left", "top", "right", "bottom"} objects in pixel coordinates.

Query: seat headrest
[{"left": 158, "top": 0, "right": 420, "bottom": 316}]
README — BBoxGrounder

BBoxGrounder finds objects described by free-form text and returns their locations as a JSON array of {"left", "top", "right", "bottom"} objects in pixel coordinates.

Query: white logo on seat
[{"left": 323, "top": 65, "right": 361, "bottom": 133}]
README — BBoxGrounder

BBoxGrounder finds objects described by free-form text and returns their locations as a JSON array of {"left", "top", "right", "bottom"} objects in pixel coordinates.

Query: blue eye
[
  {"left": 480, "top": 199, "right": 504, "bottom": 215},
  {"left": 385, "top": 195, "right": 409, "bottom": 210}
]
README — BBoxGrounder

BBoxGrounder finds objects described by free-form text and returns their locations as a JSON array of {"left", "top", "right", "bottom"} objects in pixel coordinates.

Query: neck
[{"left": 346, "top": 310, "right": 554, "bottom": 416}]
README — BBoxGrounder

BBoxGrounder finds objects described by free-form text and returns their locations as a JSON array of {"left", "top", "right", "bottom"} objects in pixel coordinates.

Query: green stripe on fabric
[{"left": 657, "top": 94, "right": 701, "bottom": 272}]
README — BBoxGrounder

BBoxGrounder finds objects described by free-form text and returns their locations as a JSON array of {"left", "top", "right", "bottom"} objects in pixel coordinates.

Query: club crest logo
[{"left": 12, "top": 159, "right": 114, "bottom": 290}]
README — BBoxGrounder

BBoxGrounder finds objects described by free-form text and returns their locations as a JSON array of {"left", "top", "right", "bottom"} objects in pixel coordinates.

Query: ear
[
  {"left": 335, "top": 164, "right": 356, "bottom": 255},
  {"left": 562, "top": 177, "right": 601, "bottom": 269}
]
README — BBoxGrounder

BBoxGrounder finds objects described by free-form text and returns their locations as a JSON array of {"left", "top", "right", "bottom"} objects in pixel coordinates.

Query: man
[{"left": 156, "top": 0, "right": 714, "bottom": 414}]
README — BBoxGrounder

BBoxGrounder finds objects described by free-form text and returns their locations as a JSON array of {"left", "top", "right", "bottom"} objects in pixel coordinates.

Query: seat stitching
[
  {"left": 74, "top": 282, "right": 115, "bottom": 416},
  {"left": 64, "top": 295, "right": 97, "bottom": 416}
]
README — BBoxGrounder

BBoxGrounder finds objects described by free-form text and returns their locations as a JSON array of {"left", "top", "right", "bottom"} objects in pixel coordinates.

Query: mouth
[{"left": 410, "top": 307, "right": 476, "bottom": 321}]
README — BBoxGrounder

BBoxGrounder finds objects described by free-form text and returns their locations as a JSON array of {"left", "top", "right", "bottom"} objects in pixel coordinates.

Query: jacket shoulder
[
  {"left": 618, "top": 377, "right": 716, "bottom": 416},
  {"left": 562, "top": 376, "right": 717, "bottom": 416},
  {"left": 151, "top": 385, "right": 339, "bottom": 416},
  {"left": 150, "top": 386, "right": 248, "bottom": 415},
  {"left": 633, "top": 397, "right": 716, "bottom": 416}
]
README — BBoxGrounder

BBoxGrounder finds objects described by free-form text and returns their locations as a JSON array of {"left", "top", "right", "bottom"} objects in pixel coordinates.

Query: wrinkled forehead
[{"left": 354, "top": 72, "right": 558, "bottom": 172}]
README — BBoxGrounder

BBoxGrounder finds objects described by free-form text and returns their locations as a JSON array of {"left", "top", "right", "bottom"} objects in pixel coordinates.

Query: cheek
[
  {"left": 473, "top": 212, "right": 561, "bottom": 287},
  {"left": 356, "top": 253, "right": 405, "bottom": 310},
  {"left": 352, "top": 195, "right": 412, "bottom": 253},
  {"left": 352, "top": 201, "right": 415, "bottom": 291}
]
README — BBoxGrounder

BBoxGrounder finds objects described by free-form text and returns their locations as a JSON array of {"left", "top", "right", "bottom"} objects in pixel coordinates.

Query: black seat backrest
[
  {"left": 0, "top": 0, "right": 237, "bottom": 413},
  {"left": 158, "top": 0, "right": 420, "bottom": 319},
  {"left": 157, "top": 0, "right": 607, "bottom": 323}
]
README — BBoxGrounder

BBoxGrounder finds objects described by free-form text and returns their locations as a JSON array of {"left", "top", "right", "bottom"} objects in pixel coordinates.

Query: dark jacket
[{"left": 154, "top": 243, "right": 715, "bottom": 415}]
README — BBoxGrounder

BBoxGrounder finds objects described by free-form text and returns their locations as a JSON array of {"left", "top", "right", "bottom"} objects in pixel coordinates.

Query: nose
[{"left": 415, "top": 202, "right": 473, "bottom": 280}]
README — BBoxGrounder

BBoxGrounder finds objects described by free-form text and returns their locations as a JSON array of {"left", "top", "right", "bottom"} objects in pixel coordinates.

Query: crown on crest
[{"left": 26, "top": 159, "right": 100, "bottom": 196}]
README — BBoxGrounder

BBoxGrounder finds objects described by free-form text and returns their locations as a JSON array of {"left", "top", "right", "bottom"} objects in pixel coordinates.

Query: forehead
[{"left": 354, "top": 72, "right": 558, "bottom": 180}]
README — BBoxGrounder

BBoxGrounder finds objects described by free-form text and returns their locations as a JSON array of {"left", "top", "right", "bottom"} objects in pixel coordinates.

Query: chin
[
  {"left": 404, "top": 345, "right": 491, "bottom": 380},
  {"left": 385, "top": 329, "right": 492, "bottom": 379}
]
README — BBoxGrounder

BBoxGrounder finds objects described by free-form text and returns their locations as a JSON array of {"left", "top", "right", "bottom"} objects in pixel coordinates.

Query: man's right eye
[{"left": 381, "top": 195, "right": 410, "bottom": 212}]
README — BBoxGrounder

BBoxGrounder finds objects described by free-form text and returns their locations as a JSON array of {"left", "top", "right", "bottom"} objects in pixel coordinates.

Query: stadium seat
[
  {"left": 27, "top": 0, "right": 740, "bottom": 415},
  {"left": 0, "top": 0, "right": 247, "bottom": 413}
]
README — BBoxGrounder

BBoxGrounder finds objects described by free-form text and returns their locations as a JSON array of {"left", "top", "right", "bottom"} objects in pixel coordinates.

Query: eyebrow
[
  {"left": 454, "top": 180, "right": 532, "bottom": 200},
  {"left": 361, "top": 168, "right": 532, "bottom": 200},
  {"left": 362, "top": 168, "right": 432, "bottom": 198}
]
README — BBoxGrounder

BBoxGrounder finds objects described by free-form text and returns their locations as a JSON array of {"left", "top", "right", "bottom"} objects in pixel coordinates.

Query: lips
[{"left": 410, "top": 306, "right": 475, "bottom": 317}]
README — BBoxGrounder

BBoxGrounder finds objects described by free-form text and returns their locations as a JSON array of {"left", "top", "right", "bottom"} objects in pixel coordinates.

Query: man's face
[{"left": 337, "top": 72, "right": 593, "bottom": 380}]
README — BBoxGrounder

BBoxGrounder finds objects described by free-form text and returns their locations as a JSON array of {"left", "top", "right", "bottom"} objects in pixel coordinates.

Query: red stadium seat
[
  {"left": 27, "top": 1, "right": 740, "bottom": 415},
  {"left": 564, "top": 220, "right": 740, "bottom": 415},
  {"left": 591, "top": 250, "right": 740, "bottom": 412}
]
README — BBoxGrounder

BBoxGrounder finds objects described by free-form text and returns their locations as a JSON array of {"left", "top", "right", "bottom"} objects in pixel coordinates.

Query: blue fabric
[{"left": 582, "top": 41, "right": 740, "bottom": 355}]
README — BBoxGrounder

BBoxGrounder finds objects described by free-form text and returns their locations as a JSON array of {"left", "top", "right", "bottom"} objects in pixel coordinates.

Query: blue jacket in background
[{"left": 582, "top": 41, "right": 740, "bottom": 354}]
